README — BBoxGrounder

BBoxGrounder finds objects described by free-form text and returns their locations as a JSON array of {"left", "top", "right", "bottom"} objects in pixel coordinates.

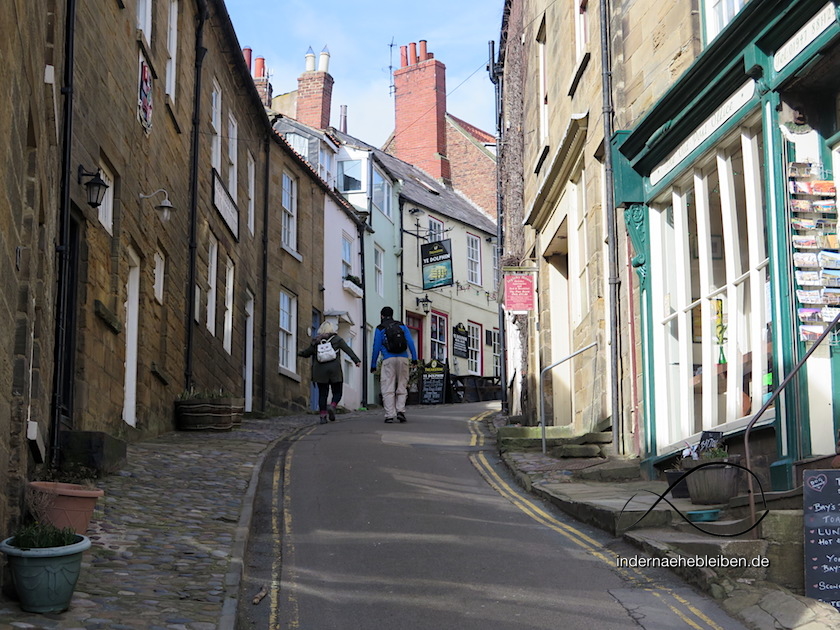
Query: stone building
[{"left": 0, "top": 0, "right": 327, "bottom": 542}]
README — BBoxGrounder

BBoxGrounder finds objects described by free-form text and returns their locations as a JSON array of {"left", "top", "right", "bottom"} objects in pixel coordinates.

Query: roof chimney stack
[
  {"left": 392, "top": 40, "right": 450, "bottom": 182},
  {"left": 296, "top": 45, "right": 334, "bottom": 129}
]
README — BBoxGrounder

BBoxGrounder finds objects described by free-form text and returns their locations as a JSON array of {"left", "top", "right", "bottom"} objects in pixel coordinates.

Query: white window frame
[
  {"left": 319, "top": 145, "right": 335, "bottom": 188},
  {"left": 536, "top": 19, "right": 548, "bottom": 145},
  {"left": 286, "top": 132, "right": 308, "bottom": 156},
  {"left": 281, "top": 173, "right": 298, "bottom": 252},
  {"left": 207, "top": 234, "right": 218, "bottom": 335},
  {"left": 223, "top": 257, "right": 234, "bottom": 354},
  {"left": 372, "top": 168, "right": 392, "bottom": 218},
  {"left": 338, "top": 159, "right": 362, "bottom": 192},
  {"left": 374, "top": 245, "right": 384, "bottom": 296},
  {"left": 570, "top": 166, "right": 589, "bottom": 325},
  {"left": 341, "top": 234, "right": 353, "bottom": 279},
  {"left": 428, "top": 216, "right": 444, "bottom": 242},
  {"left": 467, "top": 321, "right": 482, "bottom": 375},
  {"left": 467, "top": 233, "right": 482, "bottom": 286},
  {"left": 165, "top": 0, "right": 178, "bottom": 101},
  {"left": 136, "top": 0, "right": 152, "bottom": 44},
  {"left": 430, "top": 311, "right": 448, "bottom": 362},
  {"left": 649, "top": 123, "right": 768, "bottom": 454},
  {"left": 575, "top": 0, "right": 589, "bottom": 60},
  {"left": 247, "top": 151, "right": 255, "bottom": 235},
  {"left": 279, "top": 290, "right": 297, "bottom": 373},
  {"left": 97, "top": 162, "right": 115, "bottom": 235},
  {"left": 492, "top": 328, "right": 501, "bottom": 377},
  {"left": 703, "top": 0, "right": 750, "bottom": 43},
  {"left": 211, "top": 79, "right": 222, "bottom": 174},
  {"left": 228, "top": 114, "right": 238, "bottom": 201},
  {"left": 154, "top": 251, "right": 165, "bottom": 303}
]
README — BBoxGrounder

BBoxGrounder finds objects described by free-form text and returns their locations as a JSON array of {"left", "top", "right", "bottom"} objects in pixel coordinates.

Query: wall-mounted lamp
[
  {"left": 485, "top": 236, "right": 496, "bottom": 243},
  {"left": 416, "top": 294, "right": 433, "bottom": 314},
  {"left": 77, "top": 165, "right": 109, "bottom": 208},
  {"left": 408, "top": 207, "right": 425, "bottom": 215},
  {"left": 139, "top": 189, "right": 175, "bottom": 221}
]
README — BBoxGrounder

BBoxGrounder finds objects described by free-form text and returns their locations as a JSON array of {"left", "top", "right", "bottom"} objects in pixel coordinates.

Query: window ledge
[
  {"left": 342, "top": 280, "right": 364, "bottom": 298},
  {"left": 568, "top": 51, "right": 590, "bottom": 98},
  {"left": 282, "top": 245, "right": 303, "bottom": 262},
  {"left": 278, "top": 366, "right": 301, "bottom": 382}
]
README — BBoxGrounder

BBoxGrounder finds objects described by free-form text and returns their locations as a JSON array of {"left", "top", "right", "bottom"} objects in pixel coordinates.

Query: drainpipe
[
  {"left": 51, "top": 0, "right": 80, "bottom": 465},
  {"left": 358, "top": 215, "right": 369, "bottom": 406},
  {"left": 398, "top": 196, "right": 405, "bottom": 318},
  {"left": 260, "top": 132, "right": 271, "bottom": 412},
  {"left": 184, "top": 2, "right": 209, "bottom": 390},
  {"left": 488, "top": 39, "right": 508, "bottom": 415},
  {"left": 600, "top": 0, "right": 623, "bottom": 455}
]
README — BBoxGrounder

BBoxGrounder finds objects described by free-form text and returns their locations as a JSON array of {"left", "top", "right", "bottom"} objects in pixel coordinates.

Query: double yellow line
[{"left": 467, "top": 412, "right": 725, "bottom": 630}]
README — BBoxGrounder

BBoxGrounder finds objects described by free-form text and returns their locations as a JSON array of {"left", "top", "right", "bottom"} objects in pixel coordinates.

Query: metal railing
[
  {"left": 744, "top": 310, "right": 840, "bottom": 533},
  {"left": 539, "top": 341, "right": 598, "bottom": 454}
]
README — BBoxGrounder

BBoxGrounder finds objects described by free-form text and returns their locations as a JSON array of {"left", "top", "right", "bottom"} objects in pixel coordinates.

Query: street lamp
[
  {"left": 77, "top": 165, "right": 109, "bottom": 208},
  {"left": 139, "top": 189, "right": 176, "bottom": 221},
  {"left": 416, "top": 294, "right": 432, "bottom": 314}
]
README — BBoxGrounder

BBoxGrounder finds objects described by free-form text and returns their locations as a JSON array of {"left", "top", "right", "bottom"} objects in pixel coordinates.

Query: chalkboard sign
[
  {"left": 452, "top": 324, "right": 469, "bottom": 359},
  {"left": 804, "top": 469, "right": 840, "bottom": 611},
  {"left": 420, "top": 361, "right": 447, "bottom": 405},
  {"left": 698, "top": 431, "right": 724, "bottom": 452}
]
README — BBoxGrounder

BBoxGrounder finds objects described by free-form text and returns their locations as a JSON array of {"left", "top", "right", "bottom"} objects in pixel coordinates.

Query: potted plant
[
  {"left": 682, "top": 444, "right": 742, "bottom": 505},
  {"left": 0, "top": 521, "right": 91, "bottom": 613},
  {"left": 663, "top": 456, "right": 690, "bottom": 499},
  {"left": 342, "top": 274, "right": 364, "bottom": 298},
  {"left": 174, "top": 387, "right": 244, "bottom": 431},
  {"left": 27, "top": 464, "right": 104, "bottom": 534}
]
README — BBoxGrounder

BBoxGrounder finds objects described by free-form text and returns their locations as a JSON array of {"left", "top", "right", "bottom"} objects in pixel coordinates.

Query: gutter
[
  {"left": 184, "top": 0, "right": 209, "bottom": 390},
  {"left": 51, "top": 0, "right": 80, "bottom": 465}
]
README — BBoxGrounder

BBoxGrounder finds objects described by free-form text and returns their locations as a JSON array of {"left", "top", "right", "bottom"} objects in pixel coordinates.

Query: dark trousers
[{"left": 317, "top": 382, "right": 343, "bottom": 411}]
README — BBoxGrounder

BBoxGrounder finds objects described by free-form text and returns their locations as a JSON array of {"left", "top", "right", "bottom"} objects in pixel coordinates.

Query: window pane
[{"left": 338, "top": 160, "right": 362, "bottom": 191}]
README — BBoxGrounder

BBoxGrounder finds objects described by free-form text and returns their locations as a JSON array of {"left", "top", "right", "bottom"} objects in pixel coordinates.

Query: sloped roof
[{"left": 331, "top": 129, "right": 496, "bottom": 235}]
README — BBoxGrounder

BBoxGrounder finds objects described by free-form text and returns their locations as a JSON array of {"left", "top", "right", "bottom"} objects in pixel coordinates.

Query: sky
[{"left": 225, "top": 0, "right": 505, "bottom": 148}]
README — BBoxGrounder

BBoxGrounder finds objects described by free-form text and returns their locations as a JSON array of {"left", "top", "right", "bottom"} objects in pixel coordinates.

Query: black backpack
[{"left": 382, "top": 320, "right": 408, "bottom": 353}]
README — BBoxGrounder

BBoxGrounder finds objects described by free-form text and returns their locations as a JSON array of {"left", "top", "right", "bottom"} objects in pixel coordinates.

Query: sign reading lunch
[
  {"left": 804, "top": 469, "right": 840, "bottom": 611},
  {"left": 650, "top": 81, "right": 755, "bottom": 187}
]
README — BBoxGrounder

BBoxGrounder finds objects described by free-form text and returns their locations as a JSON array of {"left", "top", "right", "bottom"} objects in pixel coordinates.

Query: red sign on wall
[{"left": 504, "top": 275, "right": 535, "bottom": 313}]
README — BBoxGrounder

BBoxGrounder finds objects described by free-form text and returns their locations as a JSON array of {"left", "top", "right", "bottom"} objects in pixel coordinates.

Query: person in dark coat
[{"left": 298, "top": 321, "right": 361, "bottom": 423}]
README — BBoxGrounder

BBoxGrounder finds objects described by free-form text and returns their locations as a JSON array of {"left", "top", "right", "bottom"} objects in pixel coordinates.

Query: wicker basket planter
[{"left": 682, "top": 455, "right": 742, "bottom": 505}]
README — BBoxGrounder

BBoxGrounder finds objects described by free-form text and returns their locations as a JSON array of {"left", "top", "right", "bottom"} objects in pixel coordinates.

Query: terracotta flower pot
[{"left": 27, "top": 482, "right": 104, "bottom": 534}]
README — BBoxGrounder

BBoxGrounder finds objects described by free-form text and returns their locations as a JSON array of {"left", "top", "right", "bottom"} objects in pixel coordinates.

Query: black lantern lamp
[
  {"left": 77, "top": 165, "right": 109, "bottom": 208},
  {"left": 416, "top": 294, "right": 433, "bottom": 314}
]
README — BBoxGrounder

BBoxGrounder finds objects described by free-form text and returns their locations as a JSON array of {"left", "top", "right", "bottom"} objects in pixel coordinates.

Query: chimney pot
[
  {"left": 409, "top": 42, "right": 418, "bottom": 65},
  {"left": 243, "top": 47, "right": 253, "bottom": 72},
  {"left": 254, "top": 56, "right": 265, "bottom": 78},
  {"left": 318, "top": 46, "right": 330, "bottom": 73},
  {"left": 400, "top": 45, "right": 408, "bottom": 68},
  {"left": 305, "top": 47, "right": 316, "bottom": 72},
  {"left": 419, "top": 40, "right": 428, "bottom": 61}
]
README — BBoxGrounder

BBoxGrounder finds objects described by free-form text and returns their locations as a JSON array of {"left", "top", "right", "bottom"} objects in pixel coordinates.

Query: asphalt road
[{"left": 237, "top": 402, "right": 747, "bottom": 630}]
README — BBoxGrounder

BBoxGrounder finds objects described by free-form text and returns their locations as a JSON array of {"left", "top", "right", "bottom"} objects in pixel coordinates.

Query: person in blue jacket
[{"left": 370, "top": 306, "right": 417, "bottom": 423}]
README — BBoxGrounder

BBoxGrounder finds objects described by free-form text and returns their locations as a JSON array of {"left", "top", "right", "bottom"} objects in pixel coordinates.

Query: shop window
[
  {"left": 650, "top": 123, "right": 772, "bottom": 452},
  {"left": 703, "top": 0, "right": 750, "bottom": 44},
  {"left": 430, "top": 312, "right": 448, "bottom": 362}
]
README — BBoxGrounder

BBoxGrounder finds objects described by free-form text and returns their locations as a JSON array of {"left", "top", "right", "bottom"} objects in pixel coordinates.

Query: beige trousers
[{"left": 380, "top": 356, "right": 409, "bottom": 419}]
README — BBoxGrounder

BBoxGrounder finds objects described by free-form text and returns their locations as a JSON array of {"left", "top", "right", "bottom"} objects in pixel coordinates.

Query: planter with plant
[
  {"left": 175, "top": 387, "right": 244, "bottom": 430},
  {"left": 342, "top": 274, "right": 364, "bottom": 298},
  {"left": 681, "top": 445, "right": 742, "bottom": 505},
  {"left": 0, "top": 521, "right": 91, "bottom": 613},
  {"left": 663, "top": 456, "right": 690, "bottom": 499},
  {"left": 27, "top": 464, "right": 104, "bottom": 534}
]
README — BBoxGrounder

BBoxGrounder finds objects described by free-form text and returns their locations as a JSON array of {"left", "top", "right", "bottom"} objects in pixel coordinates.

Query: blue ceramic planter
[{"left": 0, "top": 535, "right": 91, "bottom": 613}]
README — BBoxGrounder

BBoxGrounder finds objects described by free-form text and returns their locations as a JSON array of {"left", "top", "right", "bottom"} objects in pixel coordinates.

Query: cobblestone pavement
[{"left": 0, "top": 410, "right": 345, "bottom": 630}]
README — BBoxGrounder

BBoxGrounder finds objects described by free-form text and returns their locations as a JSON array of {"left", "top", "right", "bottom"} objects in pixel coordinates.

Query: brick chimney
[
  {"left": 248, "top": 53, "right": 272, "bottom": 108},
  {"left": 392, "top": 40, "right": 450, "bottom": 182},
  {"left": 296, "top": 46, "right": 334, "bottom": 129}
]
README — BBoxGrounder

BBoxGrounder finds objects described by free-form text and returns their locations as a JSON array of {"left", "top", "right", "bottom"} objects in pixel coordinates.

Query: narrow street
[{"left": 237, "top": 402, "right": 746, "bottom": 629}]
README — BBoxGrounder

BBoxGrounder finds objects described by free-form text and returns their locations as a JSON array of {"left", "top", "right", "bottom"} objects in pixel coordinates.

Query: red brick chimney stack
[
  {"left": 296, "top": 46, "right": 334, "bottom": 130},
  {"left": 393, "top": 40, "right": 450, "bottom": 183}
]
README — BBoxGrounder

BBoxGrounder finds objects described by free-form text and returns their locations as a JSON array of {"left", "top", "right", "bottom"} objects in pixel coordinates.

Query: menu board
[
  {"left": 420, "top": 361, "right": 447, "bottom": 405},
  {"left": 804, "top": 469, "right": 840, "bottom": 610},
  {"left": 452, "top": 324, "right": 469, "bottom": 359}
]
